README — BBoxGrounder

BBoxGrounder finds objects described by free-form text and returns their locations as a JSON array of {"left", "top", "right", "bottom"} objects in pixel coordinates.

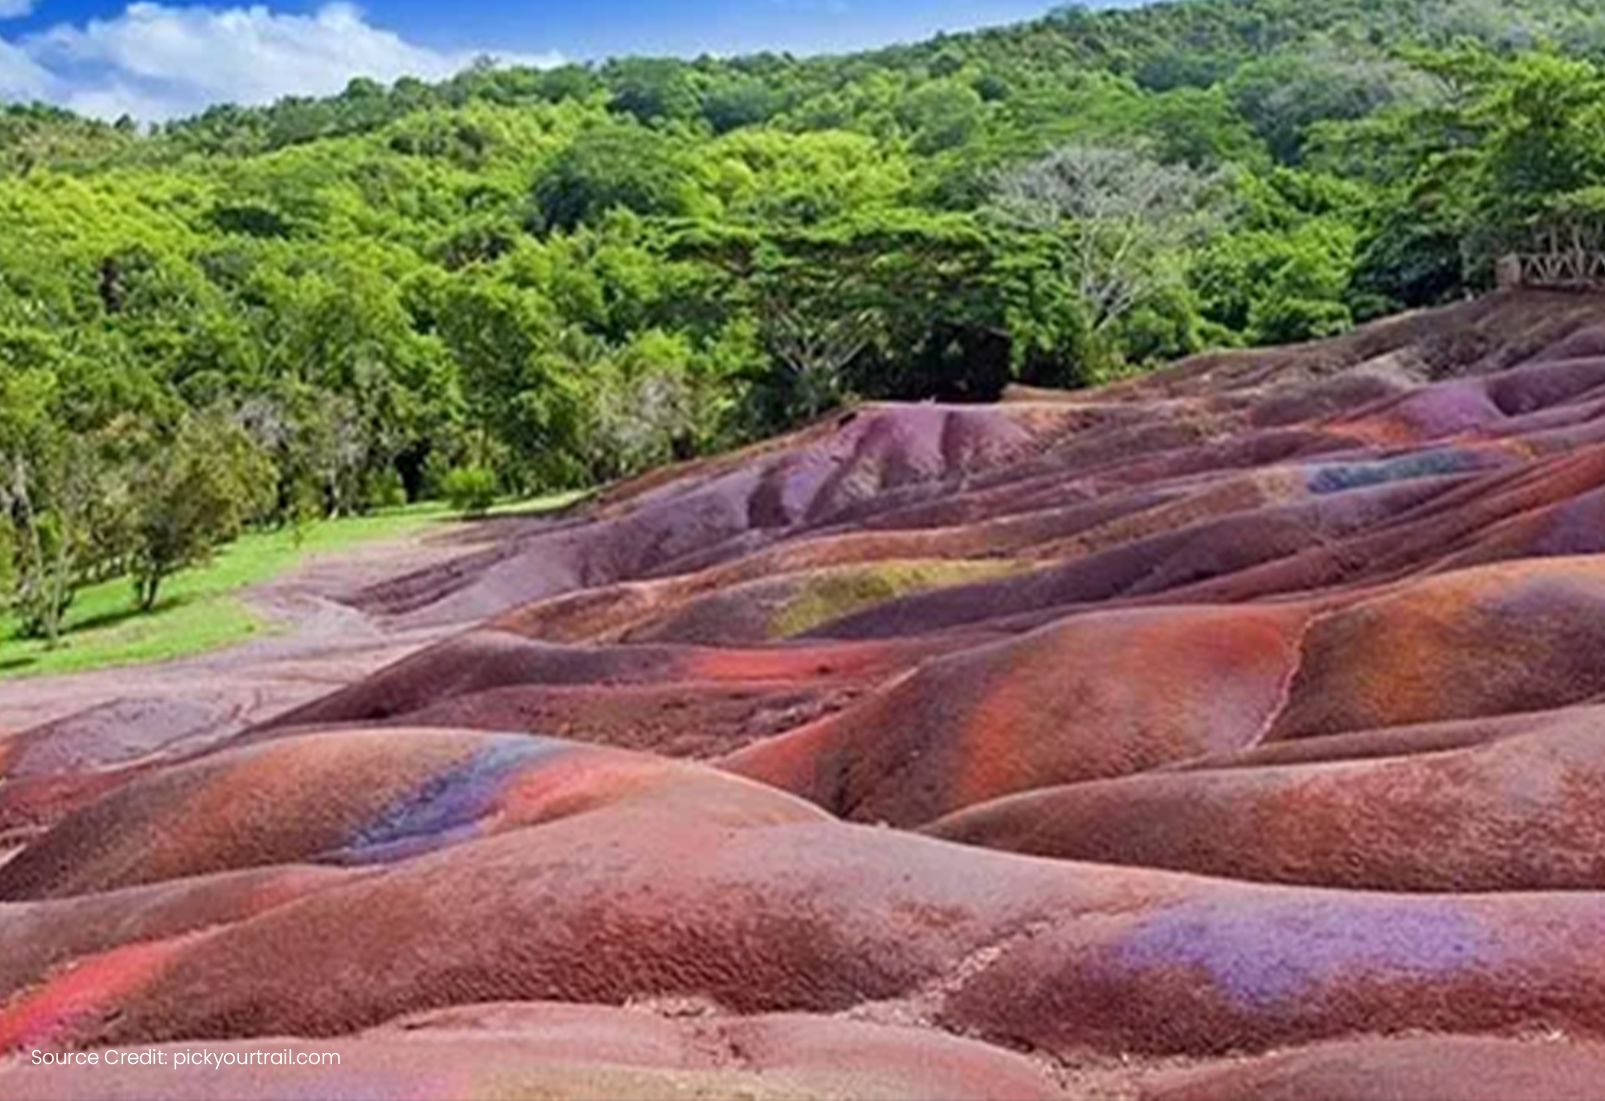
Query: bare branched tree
[
  {"left": 764, "top": 302, "right": 880, "bottom": 421},
  {"left": 990, "top": 143, "right": 1227, "bottom": 333}
]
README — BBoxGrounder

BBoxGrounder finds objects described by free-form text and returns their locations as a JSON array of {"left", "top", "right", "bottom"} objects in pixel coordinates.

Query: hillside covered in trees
[{"left": 8, "top": 0, "right": 1605, "bottom": 637}]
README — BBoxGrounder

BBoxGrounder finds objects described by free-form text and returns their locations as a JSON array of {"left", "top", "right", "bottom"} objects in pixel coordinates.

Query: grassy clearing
[{"left": 0, "top": 493, "right": 582, "bottom": 680}]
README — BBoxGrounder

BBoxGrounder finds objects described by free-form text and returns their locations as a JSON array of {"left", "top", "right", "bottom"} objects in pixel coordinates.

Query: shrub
[
  {"left": 364, "top": 468, "right": 408, "bottom": 511},
  {"left": 441, "top": 464, "right": 498, "bottom": 517}
]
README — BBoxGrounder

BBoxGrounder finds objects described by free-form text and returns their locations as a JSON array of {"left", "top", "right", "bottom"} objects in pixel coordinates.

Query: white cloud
[
  {"left": 0, "top": 37, "right": 49, "bottom": 99},
  {"left": 0, "top": 0, "right": 34, "bottom": 21},
  {"left": 1, "top": 3, "right": 562, "bottom": 121}
]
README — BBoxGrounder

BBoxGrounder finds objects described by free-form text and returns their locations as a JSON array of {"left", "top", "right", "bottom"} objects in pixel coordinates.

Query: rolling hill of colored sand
[{"left": 13, "top": 290, "right": 1605, "bottom": 1098}]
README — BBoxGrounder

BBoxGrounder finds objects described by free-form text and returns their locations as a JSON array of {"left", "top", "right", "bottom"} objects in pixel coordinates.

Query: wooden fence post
[{"left": 1496, "top": 253, "right": 1523, "bottom": 290}]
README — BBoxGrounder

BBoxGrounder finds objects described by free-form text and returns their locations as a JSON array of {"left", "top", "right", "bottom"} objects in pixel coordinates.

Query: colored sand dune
[{"left": 15, "top": 289, "right": 1605, "bottom": 1098}]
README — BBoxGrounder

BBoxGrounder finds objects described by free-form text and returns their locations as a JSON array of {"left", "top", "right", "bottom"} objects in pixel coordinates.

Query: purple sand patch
[
  {"left": 1117, "top": 897, "right": 1489, "bottom": 1007},
  {"left": 321, "top": 736, "right": 571, "bottom": 865},
  {"left": 771, "top": 451, "right": 838, "bottom": 525},
  {"left": 1532, "top": 490, "right": 1605, "bottom": 556},
  {"left": 1389, "top": 381, "right": 1503, "bottom": 435}
]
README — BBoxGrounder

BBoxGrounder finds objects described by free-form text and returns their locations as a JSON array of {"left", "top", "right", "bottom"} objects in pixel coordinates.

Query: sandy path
[{"left": 0, "top": 518, "right": 504, "bottom": 750}]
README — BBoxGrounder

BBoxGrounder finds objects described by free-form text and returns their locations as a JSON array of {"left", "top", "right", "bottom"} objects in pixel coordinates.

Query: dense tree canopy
[{"left": 5, "top": 0, "right": 1605, "bottom": 630}]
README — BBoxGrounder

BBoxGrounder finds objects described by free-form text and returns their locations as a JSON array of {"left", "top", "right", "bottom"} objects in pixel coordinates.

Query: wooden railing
[{"left": 1497, "top": 251, "right": 1605, "bottom": 290}]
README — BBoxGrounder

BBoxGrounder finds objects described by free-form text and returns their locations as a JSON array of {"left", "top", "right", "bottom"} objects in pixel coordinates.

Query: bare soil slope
[{"left": 11, "top": 290, "right": 1605, "bottom": 1098}]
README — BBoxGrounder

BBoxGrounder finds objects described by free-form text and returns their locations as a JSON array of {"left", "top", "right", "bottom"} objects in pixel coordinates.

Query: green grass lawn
[{"left": 0, "top": 493, "right": 583, "bottom": 680}]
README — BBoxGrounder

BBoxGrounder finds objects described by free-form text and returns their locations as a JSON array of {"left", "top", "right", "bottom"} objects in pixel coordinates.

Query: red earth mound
[
  {"left": 13, "top": 290, "right": 1605, "bottom": 1098},
  {"left": 1141, "top": 1037, "right": 1605, "bottom": 1101},
  {"left": 926, "top": 705, "right": 1605, "bottom": 890}
]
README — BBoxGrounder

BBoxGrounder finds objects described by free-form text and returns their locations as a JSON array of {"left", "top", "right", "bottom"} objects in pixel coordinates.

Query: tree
[
  {"left": 0, "top": 436, "right": 115, "bottom": 644},
  {"left": 582, "top": 329, "right": 705, "bottom": 481},
  {"left": 602, "top": 58, "right": 699, "bottom": 125},
  {"left": 761, "top": 303, "right": 877, "bottom": 423},
  {"left": 436, "top": 279, "right": 587, "bottom": 490},
  {"left": 990, "top": 143, "right": 1228, "bottom": 338},
  {"left": 0, "top": 509, "right": 16, "bottom": 627},
  {"left": 128, "top": 412, "right": 274, "bottom": 612},
  {"left": 701, "top": 76, "right": 780, "bottom": 134},
  {"left": 1226, "top": 54, "right": 1427, "bottom": 165},
  {"left": 1342, "top": 48, "right": 1605, "bottom": 301},
  {"left": 1472, "top": 53, "right": 1605, "bottom": 261},
  {"left": 531, "top": 125, "right": 697, "bottom": 232},
  {"left": 895, "top": 79, "right": 986, "bottom": 155},
  {"left": 0, "top": 366, "right": 107, "bottom": 646}
]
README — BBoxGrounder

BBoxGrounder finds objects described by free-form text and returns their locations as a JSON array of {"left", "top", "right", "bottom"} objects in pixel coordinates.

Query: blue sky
[{"left": 0, "top": 1, "right": 1138, "bottom": 121}]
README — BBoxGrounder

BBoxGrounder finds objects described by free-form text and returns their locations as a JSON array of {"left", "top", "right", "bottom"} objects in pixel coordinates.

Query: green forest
[{"left": 7, "top": 0, "right": 1605, "bottom": 640}]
